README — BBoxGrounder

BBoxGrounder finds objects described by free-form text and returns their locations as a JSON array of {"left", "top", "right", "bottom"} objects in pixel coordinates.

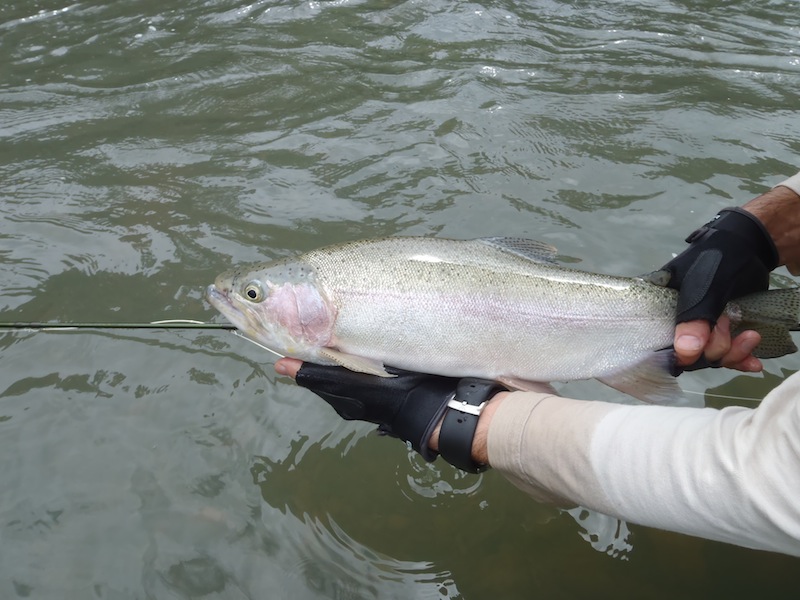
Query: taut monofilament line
[
  {"left": 0, "top": 319, "right": 286, "bottom": 359},
  {"left": 0, "top": 320, "right": 237, "bottom": 331}
]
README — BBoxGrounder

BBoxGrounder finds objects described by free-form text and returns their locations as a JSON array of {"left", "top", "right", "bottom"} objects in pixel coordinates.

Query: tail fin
[{"left": 731, "top": 288, "right": 800, "bottom": 359}]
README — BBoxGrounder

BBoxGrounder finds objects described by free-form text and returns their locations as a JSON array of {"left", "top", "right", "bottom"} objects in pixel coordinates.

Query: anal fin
[{"left": 598, "top": 350, "right": 700, "bottom": 407}]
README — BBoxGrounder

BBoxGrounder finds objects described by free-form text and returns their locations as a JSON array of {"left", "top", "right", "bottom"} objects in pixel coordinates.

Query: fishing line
[
  {"left": 682, "top": 389, "right": 761, "bottom": 403},
  {"left": 0, "top": 320, "right": 236, "bottom": 332},
  {"left": 0, "top": 319, "right": 287, "bottom": 359},
  {"left": 230, "top": 331, "right": 285, "bottom": 358}
]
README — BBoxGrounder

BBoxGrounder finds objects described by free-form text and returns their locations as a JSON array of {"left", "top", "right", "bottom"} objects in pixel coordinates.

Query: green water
[{"left": 2, "top": 1, "right": 799, "bottom": 597}]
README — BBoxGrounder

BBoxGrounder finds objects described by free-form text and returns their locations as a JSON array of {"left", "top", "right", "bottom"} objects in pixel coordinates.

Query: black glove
[
  {"left": 295, "top": 363, "right": 506, "bottom": 473},
  {"left": 661, "top": 207, "right": 778, "bottom": 326}
]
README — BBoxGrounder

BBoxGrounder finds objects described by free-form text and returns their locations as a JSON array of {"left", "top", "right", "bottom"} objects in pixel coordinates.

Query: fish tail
[{"left": 731, "top": 288, "right": 800, "bottom": 359}]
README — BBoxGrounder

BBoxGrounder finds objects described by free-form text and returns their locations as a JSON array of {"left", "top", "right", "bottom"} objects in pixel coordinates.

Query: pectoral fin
[
  {"left": 598, "top": 350, "right": 700, "bottom": 407},
  {"left": 318, "top": 348, "right": 395, "bottom": 378}
]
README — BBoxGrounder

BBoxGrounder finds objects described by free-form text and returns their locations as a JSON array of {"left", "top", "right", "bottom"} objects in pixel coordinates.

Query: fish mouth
[
  {"left": 206, "top": 284, "right": 288, "bottom": 359},
  {"left": 206, "top": 284, "right": 248, "bottom": 331}
]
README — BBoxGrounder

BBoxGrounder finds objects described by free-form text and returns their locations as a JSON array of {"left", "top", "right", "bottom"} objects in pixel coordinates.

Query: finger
[
  {"left": 275, "top": 357, "right": 303, "bottom": 379},
  {"left": 726, "top": 355, "right": 763, "bottom": 372},
  {"left": 674, "top": 320, "right": 712, "bottom": 366},
  {"left": 721, "top": 330, "right": 763, "bottom": 372},
  {"left": 702, "top": 316, "right": 733, "bottom": 363}
]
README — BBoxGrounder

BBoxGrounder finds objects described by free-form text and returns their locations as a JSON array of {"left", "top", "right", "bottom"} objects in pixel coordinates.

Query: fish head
[{"left": 206, "top": 258, "right": 336, "bottom": 361}]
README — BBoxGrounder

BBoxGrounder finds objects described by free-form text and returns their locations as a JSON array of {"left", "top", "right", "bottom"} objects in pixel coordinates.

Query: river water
[{"left": 2, "top": 0, "right": 799, "bottom": 598}]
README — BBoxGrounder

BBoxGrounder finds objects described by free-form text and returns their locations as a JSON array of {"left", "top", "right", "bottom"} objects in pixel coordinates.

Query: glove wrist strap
[
  {"left": 438, "top": 379, "right": 506, "bottom": 474},
  {"left": 694, "top": 207, "right": 779, "bottom": 270}
]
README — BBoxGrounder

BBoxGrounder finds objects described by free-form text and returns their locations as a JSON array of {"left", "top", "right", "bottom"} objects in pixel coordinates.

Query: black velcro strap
[
  {"left": 438, "top": 379, "right": 506, "bottom": 474},
  {"left": 675, "top": 248, "right": 722, "bottom": 317}
]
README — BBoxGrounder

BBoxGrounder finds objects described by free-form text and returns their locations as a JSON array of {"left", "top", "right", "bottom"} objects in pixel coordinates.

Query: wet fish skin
[{"left": 206, "top": 237, "right": 800, "bottom": 405}]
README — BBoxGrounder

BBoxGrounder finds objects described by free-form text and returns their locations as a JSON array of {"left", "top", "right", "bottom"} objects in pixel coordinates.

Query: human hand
[
  {"left": 674, "top": 316, "right": 763, "bottom": 373},
  {"left": 274, "top": 358, "right": 507, "bottom": 472},
  {"left": 661, "top": 207, "right": 778, "bottom": 371}
]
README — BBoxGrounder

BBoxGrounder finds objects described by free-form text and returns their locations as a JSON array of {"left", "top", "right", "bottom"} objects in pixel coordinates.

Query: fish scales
[
  {"left": 207, "top": 236, "right": 799, "bottom": 404},
  {"left": 300, "top": 238, "right": 674, "bottom": 381}
]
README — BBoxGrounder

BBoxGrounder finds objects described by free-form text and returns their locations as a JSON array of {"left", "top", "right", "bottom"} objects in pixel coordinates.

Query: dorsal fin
[{"left": 479, "top": 237, "right": 559, "bottom": 264}]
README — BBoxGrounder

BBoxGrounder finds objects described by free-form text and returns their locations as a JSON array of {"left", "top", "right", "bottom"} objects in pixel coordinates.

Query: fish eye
[{"left": 243, "top": 280, "right": 265, "bottom": 302}]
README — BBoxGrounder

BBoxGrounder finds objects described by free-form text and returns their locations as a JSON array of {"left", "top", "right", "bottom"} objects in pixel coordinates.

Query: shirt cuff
[{"left": 772, "top": 171, "right": 800, "bottom": 197}]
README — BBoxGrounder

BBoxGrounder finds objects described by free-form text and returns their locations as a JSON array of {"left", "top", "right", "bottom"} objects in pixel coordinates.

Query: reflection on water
[
  {"left": 564, "top": 507, "right": 634, "bottom": 559},
  {"left": 401, "top": 449, "right": 485, "bottom": 501},
  {"left": 290, "top": 515, "right": 460, "bottom": 599},
  {"left": 2, "top": 0, "right": 799, "bottom": 597}
]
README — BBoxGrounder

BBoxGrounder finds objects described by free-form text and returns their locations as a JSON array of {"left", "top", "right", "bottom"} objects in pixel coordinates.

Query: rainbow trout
[{"left": 207, "top": 237, "right": 800, "bottom": 405}]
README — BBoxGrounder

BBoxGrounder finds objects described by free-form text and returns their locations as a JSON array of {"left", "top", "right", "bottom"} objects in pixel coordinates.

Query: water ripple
[{"left": 2, "top": 1, "right": 800, "bottom": 596}]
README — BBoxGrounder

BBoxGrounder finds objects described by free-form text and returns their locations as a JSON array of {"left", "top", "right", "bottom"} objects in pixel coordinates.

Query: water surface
[{"left": 2, "top": 1, "right": 799, "bottom": 598}]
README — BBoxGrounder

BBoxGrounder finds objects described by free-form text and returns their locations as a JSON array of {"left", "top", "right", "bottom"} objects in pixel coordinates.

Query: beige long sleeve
[{"left": 487, "top": 373, "right": 800, "bottom": 556}]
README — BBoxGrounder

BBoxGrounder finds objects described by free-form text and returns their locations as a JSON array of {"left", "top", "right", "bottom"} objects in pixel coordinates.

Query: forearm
[
  {"left": 745, "top": 172, "right": 800, "bottom": 274},
  {"left": 479, "top": 383, "right": 800, "bottom": 556}
]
